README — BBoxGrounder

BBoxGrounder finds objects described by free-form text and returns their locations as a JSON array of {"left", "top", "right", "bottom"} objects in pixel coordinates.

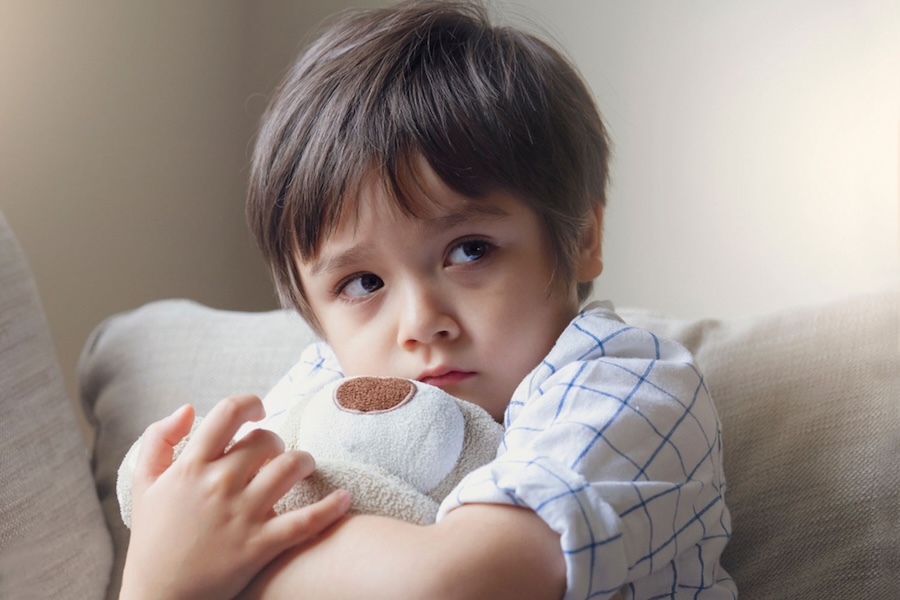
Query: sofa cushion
[
  {"left": 0, "top": 212, "right": 113, "bottom": 599},
  {"left": 621, "top": 290, "right": 899, "bottom": 599},
  {"left": 78, "top": 299, "right": 317, "bottom": 599}
]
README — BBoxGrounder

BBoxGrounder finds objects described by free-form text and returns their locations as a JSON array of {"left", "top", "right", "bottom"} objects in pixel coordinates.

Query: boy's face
[{"left": 297, "top": 168, "right": 590, "bottom": 422}]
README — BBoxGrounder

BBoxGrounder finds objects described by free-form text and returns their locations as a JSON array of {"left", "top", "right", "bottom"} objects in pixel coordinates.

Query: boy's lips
[{"left": 417, "top": 368, "right": 475, "bottom": 388}]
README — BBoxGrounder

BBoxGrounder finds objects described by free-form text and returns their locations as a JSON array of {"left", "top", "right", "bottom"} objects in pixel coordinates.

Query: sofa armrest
[{"left": 0, "top": 212, "right": 113, "bottom": 599}]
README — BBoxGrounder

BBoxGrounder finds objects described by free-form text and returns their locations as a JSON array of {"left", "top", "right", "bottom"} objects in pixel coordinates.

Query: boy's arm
[
  {"left": 241, "top": 503, "right": 565, "bottom": 600},
  {"left": 120, "top": 395, "right": 351, "bottom": 600}
]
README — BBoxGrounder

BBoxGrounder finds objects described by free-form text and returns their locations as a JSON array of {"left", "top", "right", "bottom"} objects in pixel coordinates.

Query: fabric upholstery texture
[
  {"left": 0, "top": 212, "right": 113, "bottom": 599},
  {"left": 620, "top": 292, "right": 899, "bottom": 598}
]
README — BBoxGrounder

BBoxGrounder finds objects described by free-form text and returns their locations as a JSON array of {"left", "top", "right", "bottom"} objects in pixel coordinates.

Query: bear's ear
[
  {"left": 576, "top": 206, "right": 604, "bottom": 282},
  {"left": 334, "top": 377, "right": 416, "bottom": 413}
]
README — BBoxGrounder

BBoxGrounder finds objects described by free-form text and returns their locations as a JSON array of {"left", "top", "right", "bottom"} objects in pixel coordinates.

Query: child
[{"left": 122, "top": 1, "right": 735, "bottom": 598}]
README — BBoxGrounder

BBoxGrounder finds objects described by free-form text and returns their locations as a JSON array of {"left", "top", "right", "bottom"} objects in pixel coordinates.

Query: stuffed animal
[{"left": 117, "top": 376, "right": 505, "bottom": 527}]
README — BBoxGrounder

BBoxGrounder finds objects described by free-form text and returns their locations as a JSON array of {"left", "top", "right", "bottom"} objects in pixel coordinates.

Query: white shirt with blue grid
[{"left": 256, "top": 301, "right": 736, "bottom": 599}]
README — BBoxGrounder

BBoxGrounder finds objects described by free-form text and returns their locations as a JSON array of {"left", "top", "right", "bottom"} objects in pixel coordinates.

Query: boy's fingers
[
  {"left": 245, "top": 450, "right": 317, "bottom": 511},
  {"left": 182, "top": 395, "right": 265, "bottom": 463},
  {"left": 263, "top": 489, "right": 352, "bottom": 552},
  {"left": 220, "top": 428, "right": 287, "bottom": 488},
  {"left": 133, "top": 404, "right": 195, "bottom": 489}
]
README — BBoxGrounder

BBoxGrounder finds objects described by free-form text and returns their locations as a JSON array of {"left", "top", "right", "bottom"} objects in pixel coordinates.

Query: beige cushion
[
  {"left": 0, "top": 212, "right": 113, "bottom": 599},
  {"left": 80, "top": 290, "right": 899, "bottom": 599},
  {"left": 78, "top": 300, "right": 317, "bottom": 599},
  {"left": 621, "top": 291, "right": 899, "bottom": 598}
]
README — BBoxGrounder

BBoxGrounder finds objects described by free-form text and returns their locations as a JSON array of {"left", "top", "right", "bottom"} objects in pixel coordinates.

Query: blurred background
[{"left": 2, "top": 0, "right": 898, "bottom": 417}]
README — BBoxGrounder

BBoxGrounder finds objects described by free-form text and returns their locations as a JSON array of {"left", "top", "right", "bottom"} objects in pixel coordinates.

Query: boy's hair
[{"left": 247, "top": 0, "right": 611, "bottom": 332}]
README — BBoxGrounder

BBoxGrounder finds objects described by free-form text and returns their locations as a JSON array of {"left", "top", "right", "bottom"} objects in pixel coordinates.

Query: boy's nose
[{"left": 397, "top": 284, "right": 460, "bottom": 349}]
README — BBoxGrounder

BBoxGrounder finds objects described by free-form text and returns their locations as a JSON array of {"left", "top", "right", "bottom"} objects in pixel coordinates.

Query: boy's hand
[{"left": 120, "top": 395, "right": 351, "bottom": 600}]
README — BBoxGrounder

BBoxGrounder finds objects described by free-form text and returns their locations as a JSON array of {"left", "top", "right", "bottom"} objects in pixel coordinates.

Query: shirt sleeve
[{"left": 436, "top": 313, "right": 731, "bottom": 599}]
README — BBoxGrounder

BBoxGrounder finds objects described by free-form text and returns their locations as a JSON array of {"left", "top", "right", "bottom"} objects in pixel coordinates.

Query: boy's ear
[{"left": 576, "top": 206, "right": 604, "bottom": 282}]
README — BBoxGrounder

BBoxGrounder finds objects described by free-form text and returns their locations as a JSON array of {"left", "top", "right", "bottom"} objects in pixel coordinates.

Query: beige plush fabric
[
  {"left": 621, "top": 291, "right": 899, "bottom": 599},
  {"left": 78, "top": 300, "right": 317, "bottom": 600},
  {"left": 115, "top": 378, "right": 504, "bottom": 528},
  {"left": 0, "top": 212, "right": 113, "bottom": 599},
  {"left": 274, "top": 382, "right": 505, "bottom": 524},
  {"left": 79, "top": 290, "right": 899, "bottom": 599}
]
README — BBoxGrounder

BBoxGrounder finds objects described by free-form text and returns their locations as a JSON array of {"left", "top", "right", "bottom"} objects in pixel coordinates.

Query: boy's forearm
[{"left": 240, "top": 504, "right": 566, "bottom": 600}]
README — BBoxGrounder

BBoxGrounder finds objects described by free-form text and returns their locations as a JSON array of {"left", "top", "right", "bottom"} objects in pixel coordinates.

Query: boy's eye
[
  {"left": 447, "top": 239, "right": 493, "bottom": 265},
  {"left": 340, "top": 273, "right": 384, "bottom": 299}
]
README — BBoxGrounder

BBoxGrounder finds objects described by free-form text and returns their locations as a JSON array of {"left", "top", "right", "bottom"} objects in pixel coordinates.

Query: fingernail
[
  {"left": 334, "top": 489, "right": 352, "bottom": 510},
  {"left": 170, "top": 404, "right": 191, "bottom": 419}
]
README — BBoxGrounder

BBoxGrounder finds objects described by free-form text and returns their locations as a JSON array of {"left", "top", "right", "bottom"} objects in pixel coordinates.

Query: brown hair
[{"left": 247, "top": 0, "right": 611, "bottom": 330}]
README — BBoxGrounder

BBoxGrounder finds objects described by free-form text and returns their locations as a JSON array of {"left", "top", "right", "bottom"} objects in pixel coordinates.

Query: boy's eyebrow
[
  {"left": 308, "top": 245, "right": 373, "bottom": 277},
  {"left": 420, "top": 202, "right": 509, "bottom": 230}
]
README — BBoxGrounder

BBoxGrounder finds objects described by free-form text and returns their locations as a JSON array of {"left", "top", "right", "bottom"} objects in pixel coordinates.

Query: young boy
[{"left": 122, "top": 1, "right": 735, "bottom": 598}]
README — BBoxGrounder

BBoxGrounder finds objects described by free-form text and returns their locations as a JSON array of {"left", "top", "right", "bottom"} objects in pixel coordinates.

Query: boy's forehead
[{"left": 343, "top": 167, "right": 511, "bottom": 233}]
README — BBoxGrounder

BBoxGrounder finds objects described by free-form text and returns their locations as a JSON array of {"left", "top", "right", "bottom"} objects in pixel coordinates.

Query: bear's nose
[{"left": 333, "top": 377, "right": 416, "bottom": 413}]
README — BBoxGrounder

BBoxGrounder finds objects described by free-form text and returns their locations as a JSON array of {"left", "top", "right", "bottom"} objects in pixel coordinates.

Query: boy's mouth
[{"left": 417, "top": 368, "right": 476, "bottom": 388}]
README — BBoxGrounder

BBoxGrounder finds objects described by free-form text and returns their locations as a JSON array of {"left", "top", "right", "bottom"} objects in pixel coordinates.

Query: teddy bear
[{"left": 117, "top": 376, "right": 505, "bottom": 527}]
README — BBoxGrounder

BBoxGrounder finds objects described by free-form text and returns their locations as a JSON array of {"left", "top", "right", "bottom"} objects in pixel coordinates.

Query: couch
[{"left": 1, "top": 209, "right": 897, "bottom": 599}]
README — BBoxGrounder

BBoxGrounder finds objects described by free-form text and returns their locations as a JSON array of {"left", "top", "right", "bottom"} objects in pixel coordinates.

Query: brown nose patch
[{"left": 333, "top": 377, "right": 416, "bottom": 413}]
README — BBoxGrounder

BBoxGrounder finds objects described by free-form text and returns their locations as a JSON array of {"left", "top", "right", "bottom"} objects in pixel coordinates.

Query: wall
[
  {"left": 1, "top": 1, "right": 264, "bottom": 416},
  {"left": 0, "top": 0, "right": 376, "bottom": 434},
  {"left": 505, "top": 0, "right": 899, "bottom": 318}
]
